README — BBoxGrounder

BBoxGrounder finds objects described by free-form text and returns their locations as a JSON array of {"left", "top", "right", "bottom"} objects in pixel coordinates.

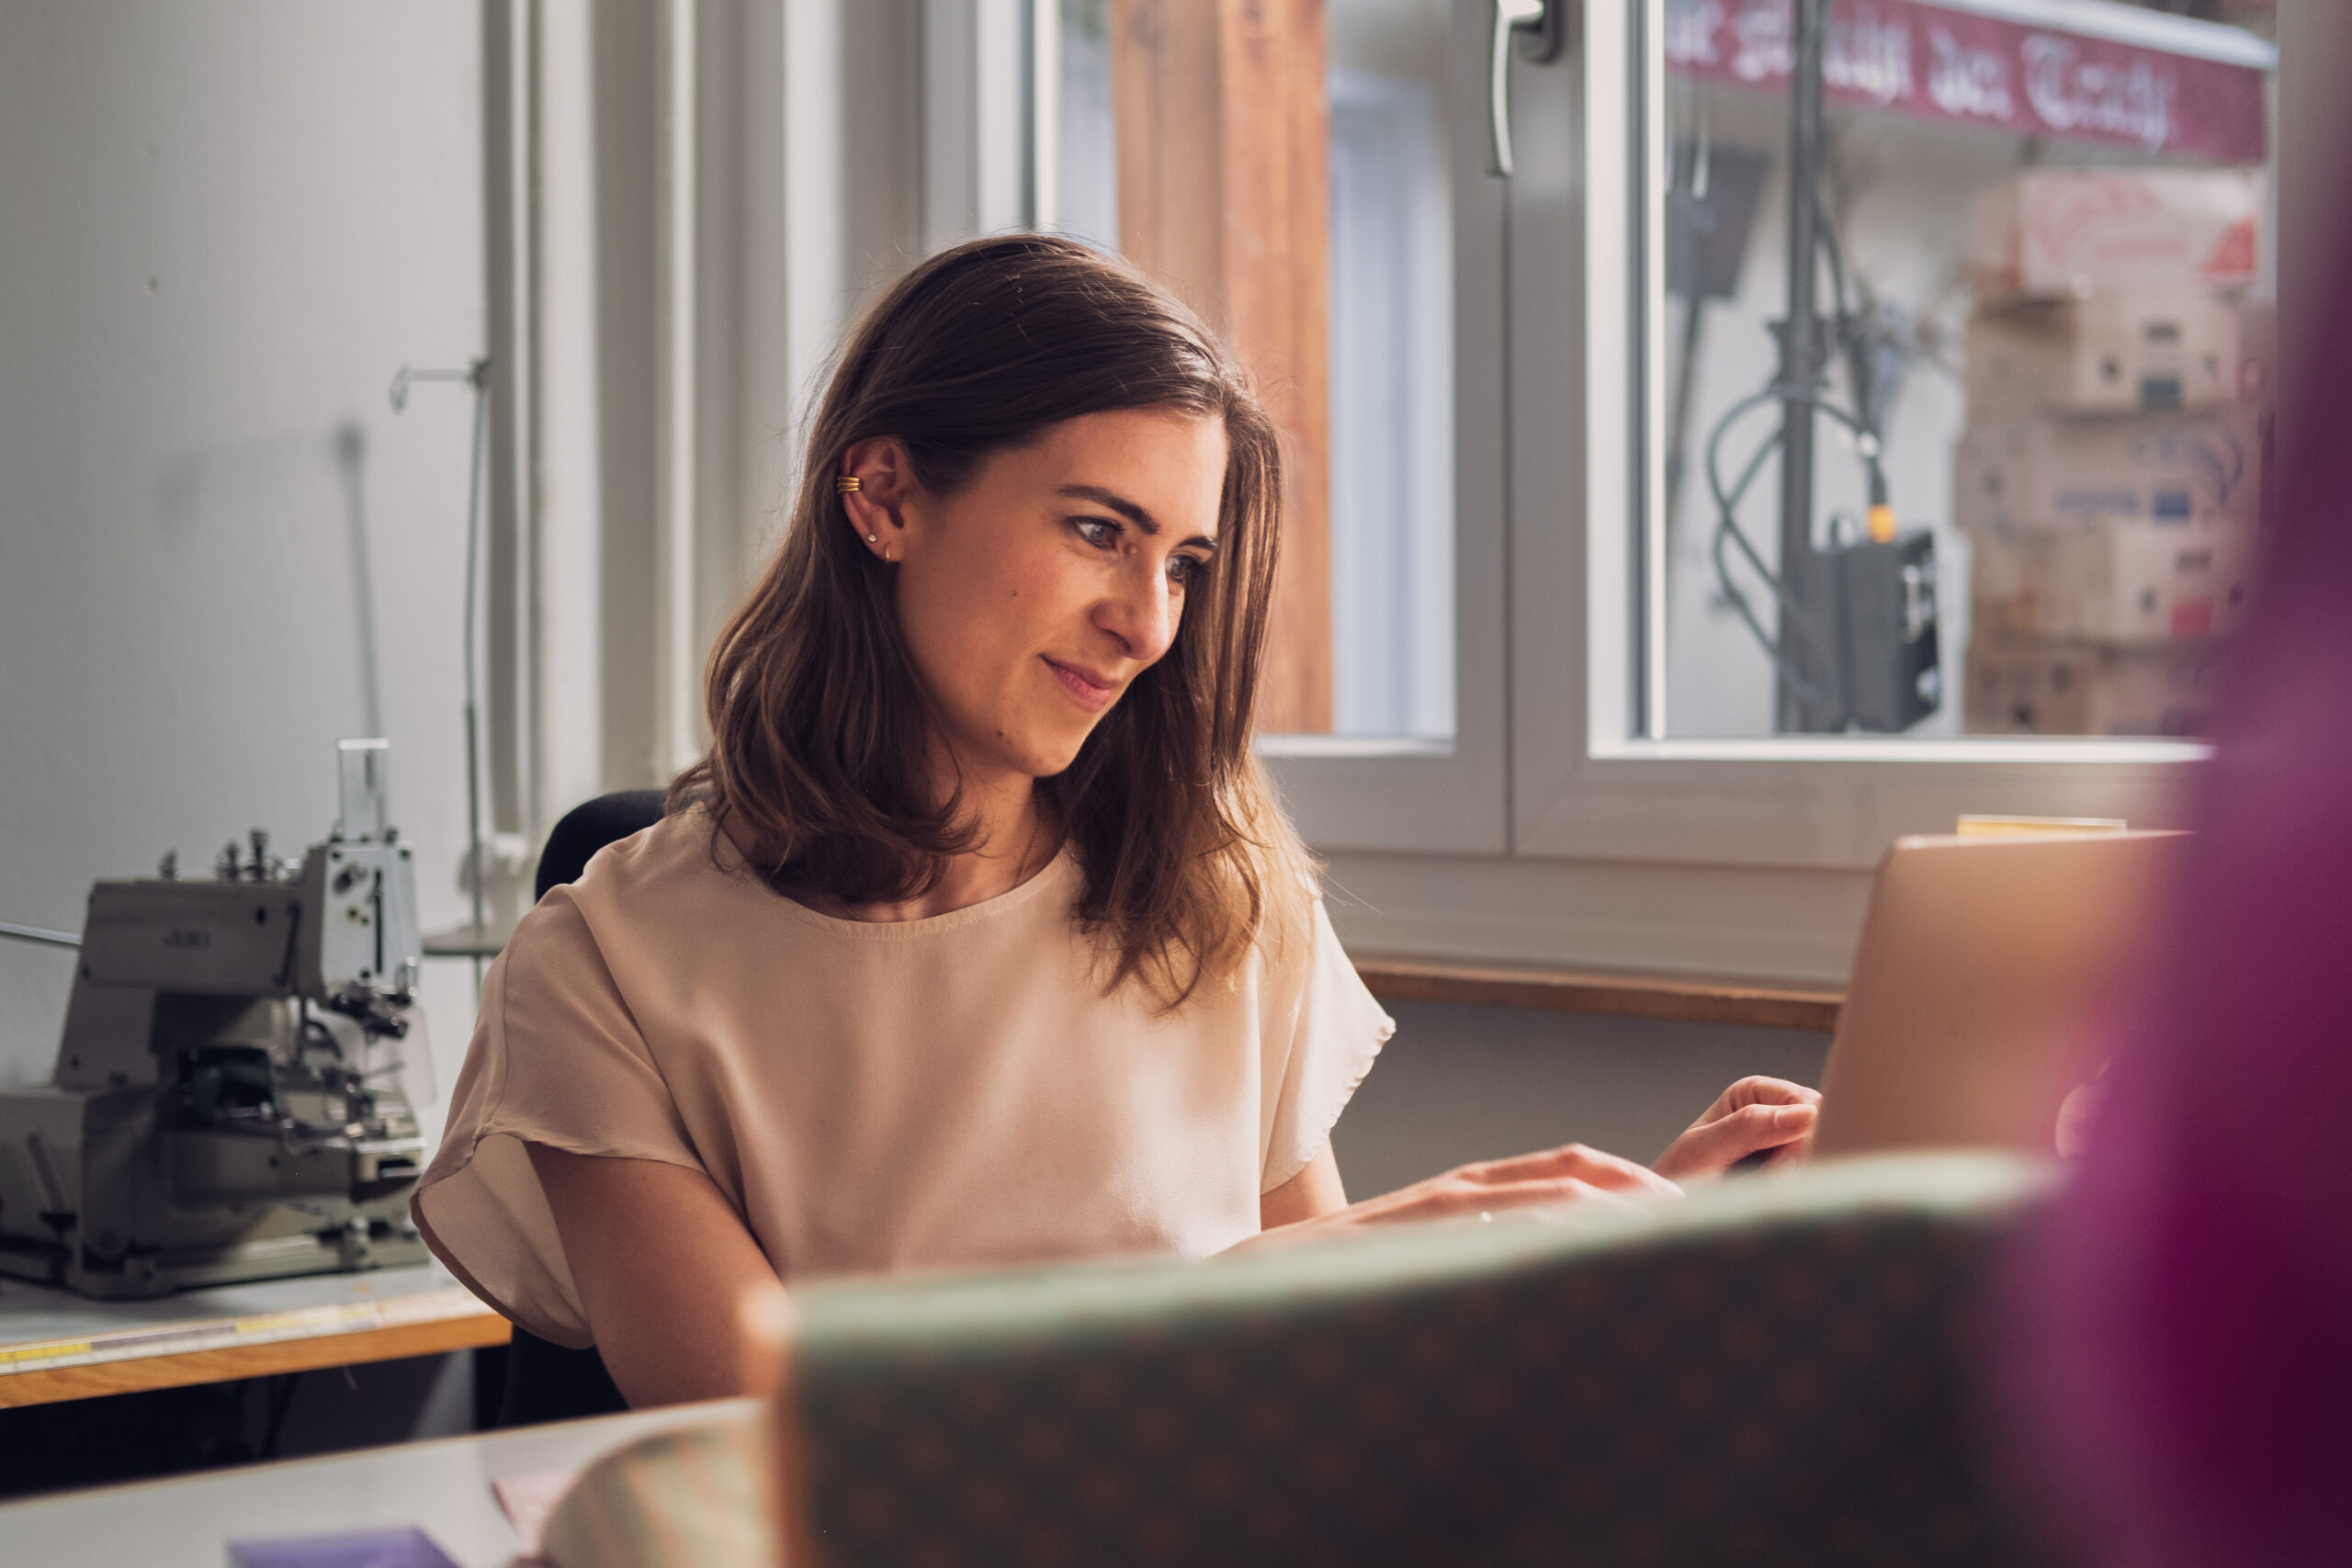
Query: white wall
[
  {"left": 0, "top": 0, "right": 937, "bottom": 1126},
  {"left": 0, "top": 3, "right": 486, "bottom": 1115},
  {"left": 537, "top": 0, "right": 924, "bottom": 806}
]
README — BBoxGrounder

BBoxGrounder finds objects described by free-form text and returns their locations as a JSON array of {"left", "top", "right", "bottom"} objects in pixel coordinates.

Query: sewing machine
[{"left": 0, "top": 741, "right": 431, "bottom": 1298}]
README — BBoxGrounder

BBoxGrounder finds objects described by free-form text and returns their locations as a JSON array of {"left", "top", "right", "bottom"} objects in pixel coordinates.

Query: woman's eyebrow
[
  {"left": 1057, "top": 483, "right": 1157, "bottom": 531},
  {"left": 1057, "top": 484, "right": 1217, "bottom": 550}
]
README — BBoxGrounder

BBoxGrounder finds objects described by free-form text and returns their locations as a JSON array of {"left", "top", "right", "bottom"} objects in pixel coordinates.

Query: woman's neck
[{"left": 810, "top": 751, "right": 1062, "bottom": 924}]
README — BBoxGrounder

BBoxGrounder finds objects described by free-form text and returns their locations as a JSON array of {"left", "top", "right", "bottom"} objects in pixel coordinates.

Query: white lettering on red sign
[
  {"left": 1666, "top": 0, "right": 1727, "bottom": 68},
  {"left": 1661, "top": 0, "right": 2263, "bottom": 165},
  {"left": 2022, "top": 35, "right": 2177, "bottom": 154},
  {"left": 1928, "top": 27, "right": 2013, "bottom": 122},
  {"left": 1827, "top": 6, "right": 1911, "bottom": 108},
  {"left": 1731, "top": 1, "right": 1792, "bottom": 84}
]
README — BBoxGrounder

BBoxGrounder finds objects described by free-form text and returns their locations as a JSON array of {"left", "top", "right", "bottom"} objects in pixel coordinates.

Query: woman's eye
[
  {"left": 1074, "top": 517, "right": 1120, "bottom": 548},
  {"left": 1168, "top": 554, "right": 1206, "bottom": 587}
]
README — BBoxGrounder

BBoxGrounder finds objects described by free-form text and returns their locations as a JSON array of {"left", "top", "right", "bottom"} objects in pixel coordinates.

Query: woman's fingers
[
  {"left": 1704, "top": 1075, "right": 1822, "bottom": 1118},
  {"left": 1737, "top": 1076, "right": 1821, "bottom": 1106},
  {"left": 1357, "top": 1174, "right": 1650, "bottom": 1227},
  {"left": 1653, "top": 1100, "right": 1818, "bottom": 1181},
  {"left": 1453, "top": 1144, "right": 1683, "bottom": 1199},
  {"left": 1359, "top": 1148, "right": 1684, "bottom": 1225},
  {"left": 1255, "top": 1142, "right": 1692, "bottom": 1247}
]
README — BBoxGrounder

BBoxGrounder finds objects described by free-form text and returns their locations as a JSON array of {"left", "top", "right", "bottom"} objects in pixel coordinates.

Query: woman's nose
[{"left": 1098, "top": 560, "right": 1178, "bottom": 664}]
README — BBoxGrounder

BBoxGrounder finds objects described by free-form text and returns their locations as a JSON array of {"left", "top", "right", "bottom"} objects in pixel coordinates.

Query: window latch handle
[{"left": 1488, "top": 0, "right": 1547, "bottom": 178}]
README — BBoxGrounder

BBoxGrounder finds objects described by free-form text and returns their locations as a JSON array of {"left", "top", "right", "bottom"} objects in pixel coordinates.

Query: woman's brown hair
[{"left": 670, "top": 233, "right": 1310, "bottom": 1004}]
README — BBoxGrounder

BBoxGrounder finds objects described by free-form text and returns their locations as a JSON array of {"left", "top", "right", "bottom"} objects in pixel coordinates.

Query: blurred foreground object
[
  {"left": 766, "top": 1156, "right": 2055, "bottom": 1568},
  {"left": 2019, "top": 175, "right": 2352, "bottom": 1568},
  {"left": 526, "top": 1157, "right": 2064, "bottom": 1568}
]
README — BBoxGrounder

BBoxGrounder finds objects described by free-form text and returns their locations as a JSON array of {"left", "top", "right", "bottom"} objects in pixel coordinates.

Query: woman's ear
[{"left": 838, "top": 436, "right": 914, "bottom": 564}]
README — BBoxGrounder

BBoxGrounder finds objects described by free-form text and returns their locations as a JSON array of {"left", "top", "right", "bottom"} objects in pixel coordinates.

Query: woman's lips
[{"left": 1043, "top": 656, "right": 1117, "bottom": 713}]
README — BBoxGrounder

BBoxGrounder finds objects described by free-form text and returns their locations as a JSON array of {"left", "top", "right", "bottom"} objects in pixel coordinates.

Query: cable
[
  {"left": 1703, "top": 378, "right": 1887, "bottom": 716},
  {"left": 1703, "top": 171, "right": 1901, "bottom": 717}
]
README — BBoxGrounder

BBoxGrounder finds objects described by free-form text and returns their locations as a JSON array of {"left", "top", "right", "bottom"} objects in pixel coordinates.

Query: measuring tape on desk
[{"left": 0, "top": 1288, "right": 493, "bottom": 1377}]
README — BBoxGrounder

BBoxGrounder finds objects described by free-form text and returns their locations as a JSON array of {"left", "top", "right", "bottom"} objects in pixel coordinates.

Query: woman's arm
[
  {"left": 1260, "top": 1143, "right": 1350, "bottom": 1228},
  {"left": 1255, "top": 1141, "right": 1680, "bottom": 1246},
  {"left": 526, "top": 1145, "right": 784, "bottom": 1408}
]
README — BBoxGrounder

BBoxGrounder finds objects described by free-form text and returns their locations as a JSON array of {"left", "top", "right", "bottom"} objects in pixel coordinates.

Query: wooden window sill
[{"left": 1352, "top": 955, "right": 1843, "bottom": 1033}]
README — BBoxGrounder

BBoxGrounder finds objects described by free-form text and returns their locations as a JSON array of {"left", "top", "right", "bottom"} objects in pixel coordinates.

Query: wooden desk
[
  {"left": 0, "top": 1397, "right": 753, "bottom": 1567},
  {"left": 0, "top": 1263, "right": 509, "bottom": 1409}
]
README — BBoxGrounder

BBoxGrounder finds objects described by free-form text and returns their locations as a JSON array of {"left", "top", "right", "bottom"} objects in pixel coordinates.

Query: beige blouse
[{"left": 412, "top": 807, "right": 1394, "bottom": 1348}]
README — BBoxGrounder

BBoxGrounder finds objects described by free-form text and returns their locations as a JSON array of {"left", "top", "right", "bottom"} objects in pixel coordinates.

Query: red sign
[{"left": 1665, "top": 0, "right": 2270, "bottom": 165}]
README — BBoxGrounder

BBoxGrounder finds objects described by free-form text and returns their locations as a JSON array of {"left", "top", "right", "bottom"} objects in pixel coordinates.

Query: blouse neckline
[{"left": 694, "top": 806, "right": 1080, "bottom": 941}]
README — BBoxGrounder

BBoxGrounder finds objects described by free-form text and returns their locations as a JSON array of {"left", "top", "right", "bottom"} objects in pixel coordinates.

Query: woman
[{"left": 413, "top": 236, "right": 1815, "bottom": 1409}]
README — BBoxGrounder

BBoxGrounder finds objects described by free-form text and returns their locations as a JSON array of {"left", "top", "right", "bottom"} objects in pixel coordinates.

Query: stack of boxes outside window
[{"left": 1957, "top": 169, "right": 2274, "bottom": 737}]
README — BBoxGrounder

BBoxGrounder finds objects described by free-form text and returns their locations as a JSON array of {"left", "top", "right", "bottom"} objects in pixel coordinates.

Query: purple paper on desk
[{"left": 227, "top": 1527, "right": 460, "bottom": 1568}]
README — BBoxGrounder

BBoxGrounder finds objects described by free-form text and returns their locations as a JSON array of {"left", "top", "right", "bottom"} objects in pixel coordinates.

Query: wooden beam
[{"left": 1110, "top": 0, "right": 1333, "bottom": 733}]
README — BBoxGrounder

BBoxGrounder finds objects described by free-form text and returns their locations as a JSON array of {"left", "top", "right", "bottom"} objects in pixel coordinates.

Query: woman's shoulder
[
  {"left": 506, "top": 804, "right": 752, "bottom": 960},
  {"left": 572, "top": 801, "right": 749, "bottom": 900}
]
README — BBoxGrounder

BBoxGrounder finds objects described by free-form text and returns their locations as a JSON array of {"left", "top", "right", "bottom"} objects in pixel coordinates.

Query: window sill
[
  {"left": 1257, "top": 734, "right": 1453, "bottom": 761},
  {"left": 1586, "top": 737, "right": 2210, "bottom": 766},
  {"left": 1351, "top": 953, "right": 1843, "bottom": 1033}
]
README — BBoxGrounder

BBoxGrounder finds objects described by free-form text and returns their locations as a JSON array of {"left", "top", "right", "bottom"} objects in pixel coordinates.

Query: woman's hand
[
  {"left": 1651, "top": 1076, "right": 1820, "bottom": 1181},
  {"left": 1248, "top": 1144, "right": 1681, "bottom": 1252}
]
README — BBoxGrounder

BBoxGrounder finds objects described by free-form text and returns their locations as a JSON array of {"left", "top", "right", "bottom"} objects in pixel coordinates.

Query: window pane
[
  {"left": 1054, "top": 0, "right": 1456, "bottom": 740},
  {"left": 1653, "top": 0, "right": 2277, "bottom": 739}
]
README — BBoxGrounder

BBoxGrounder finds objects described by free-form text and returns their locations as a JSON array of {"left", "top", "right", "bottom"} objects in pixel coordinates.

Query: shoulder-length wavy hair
[{"left": 670, "top": 233, "right": 1311, "bottom": 1005}]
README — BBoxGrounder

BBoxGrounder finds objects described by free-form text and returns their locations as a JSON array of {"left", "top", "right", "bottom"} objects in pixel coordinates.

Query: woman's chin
[
  {"left": 959, "top": 725, "right": 1087, "bottom": 786},
  {"left": 1021, "top": 722, "right": 1109, "bottom": 782},
  {"left": 1019, "top": 739, "right": 1090, "bottom": 781}
]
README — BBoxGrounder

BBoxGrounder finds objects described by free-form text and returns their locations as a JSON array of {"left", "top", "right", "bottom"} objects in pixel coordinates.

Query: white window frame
[
  {"left": 1517, "top": 0, "right": 2245, "bottom": 875},
  {"left": 1304, "top": 0, "right": 2226, "bottom": 982},
  {"left": 1258, "top": 0, "right": 1511, "bottom": 856}
]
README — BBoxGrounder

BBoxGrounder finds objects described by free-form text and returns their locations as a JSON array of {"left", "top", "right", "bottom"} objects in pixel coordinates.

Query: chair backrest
[{"left": 534, "top": 789, "right": 668, "bottom": 900}]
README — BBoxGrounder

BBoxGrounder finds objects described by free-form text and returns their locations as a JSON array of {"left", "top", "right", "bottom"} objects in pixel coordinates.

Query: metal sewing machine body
[{"left": 0, "top": 742, "right": 431, "bottom": 1298}]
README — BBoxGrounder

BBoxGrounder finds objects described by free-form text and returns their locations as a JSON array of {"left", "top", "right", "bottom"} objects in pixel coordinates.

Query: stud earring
[{"left": 865, "top": 533, "right": 877, "bottom": 543}]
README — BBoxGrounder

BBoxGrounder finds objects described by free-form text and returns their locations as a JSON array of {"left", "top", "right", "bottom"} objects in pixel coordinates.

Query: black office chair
[{"left": 493, "top": 789, "right": 667, "bottom": 1427}]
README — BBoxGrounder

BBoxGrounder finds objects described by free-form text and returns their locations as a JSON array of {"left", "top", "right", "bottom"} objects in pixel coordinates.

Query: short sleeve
[
  {"left": 411, "top": 889, "right": 706, "bottom": 1348},
  {"left": 1258, "top": 898, "right": 1396, "bottom": 1192}
]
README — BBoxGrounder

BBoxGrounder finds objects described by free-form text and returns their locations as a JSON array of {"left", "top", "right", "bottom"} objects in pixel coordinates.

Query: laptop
[{"left": 1809, "top": 829, "right": 2183, "bottom": 1161}]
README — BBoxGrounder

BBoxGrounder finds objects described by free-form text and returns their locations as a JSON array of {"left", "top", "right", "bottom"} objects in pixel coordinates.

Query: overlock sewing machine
[{"left": 0, "top": 740, "right": 432, "bottom": 1297}]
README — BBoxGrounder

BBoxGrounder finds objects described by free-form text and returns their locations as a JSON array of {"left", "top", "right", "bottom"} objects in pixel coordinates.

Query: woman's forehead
[{"left": 1016, "top": 410, "right": 1227, "bottom": 533}]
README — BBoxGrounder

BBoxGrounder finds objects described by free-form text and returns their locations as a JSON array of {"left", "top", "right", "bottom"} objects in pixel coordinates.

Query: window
[
  {"left": 1639, "top": 0, "right": 2278, "bottom": 742},
  {"left": 981, "top": 1, "right": 2309, "bottom": 973}
]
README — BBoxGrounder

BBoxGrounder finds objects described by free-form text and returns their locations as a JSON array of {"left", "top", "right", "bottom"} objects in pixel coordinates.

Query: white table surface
[{"left": 0, "top": 1397, "right": 759, "bottom": 1567}]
